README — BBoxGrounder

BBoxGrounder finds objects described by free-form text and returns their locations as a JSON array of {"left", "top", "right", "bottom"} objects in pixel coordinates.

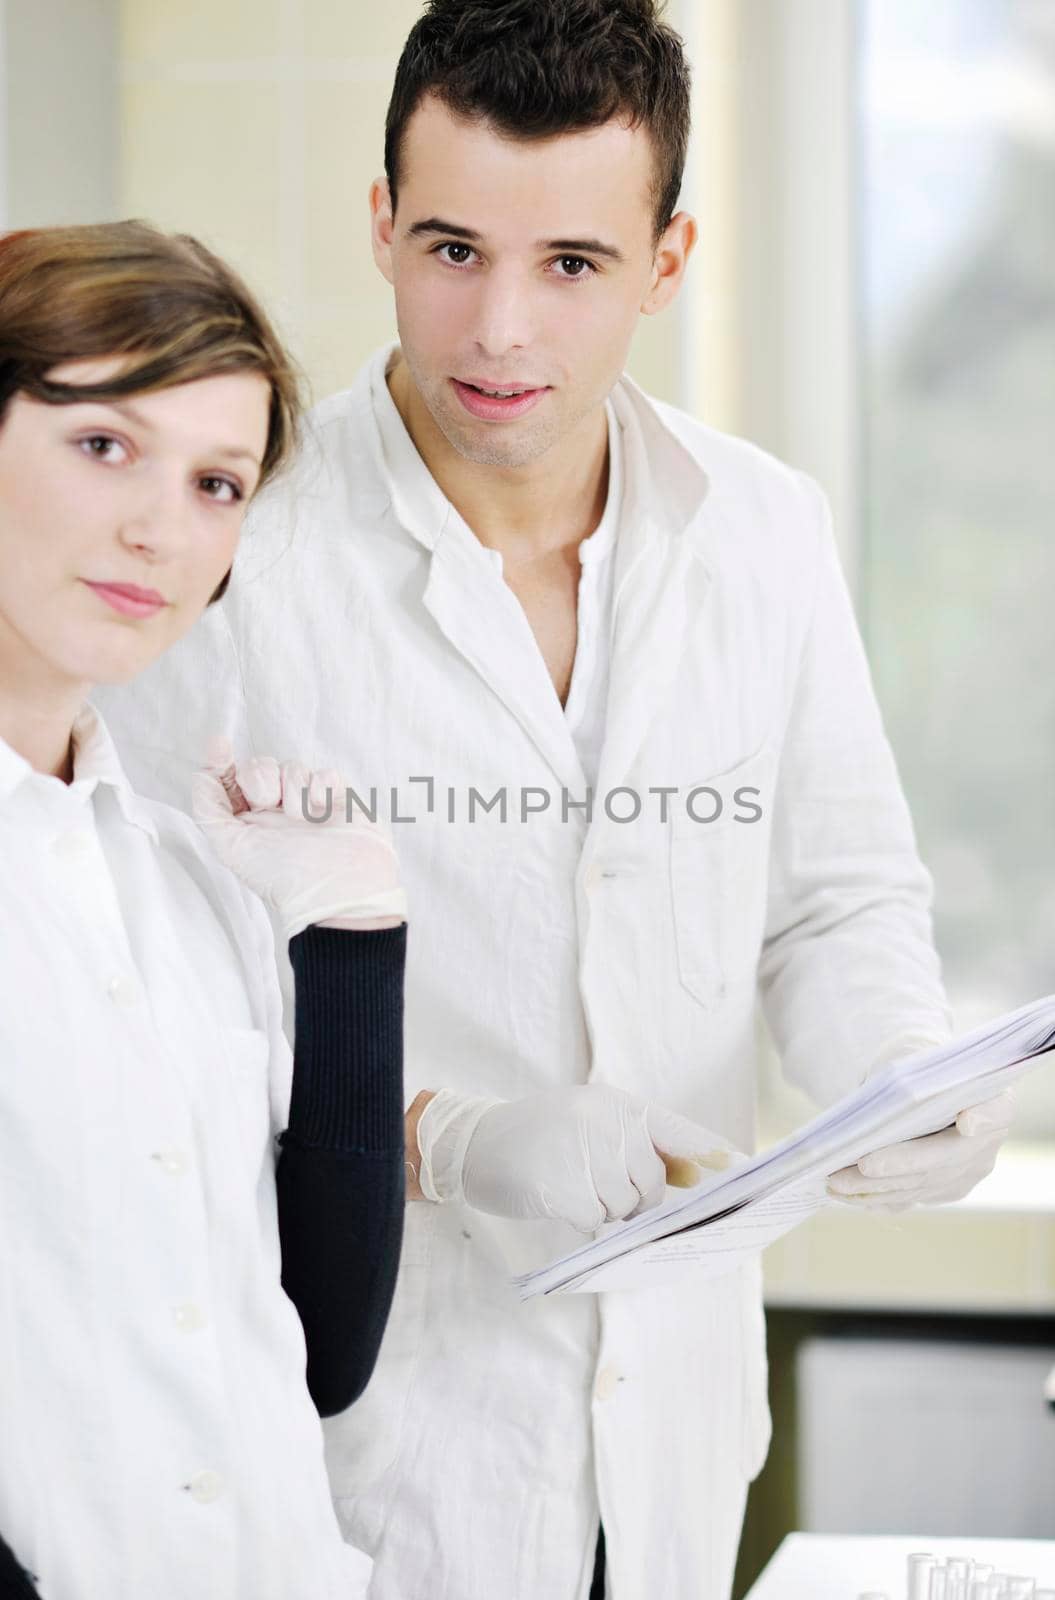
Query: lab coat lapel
[
  {"left": 422, "top": 511, "right": 588, "bottom": 797},
  {"left": 591, "top": 375, "right": 715, "bottom": 808},
  {"left": 592, "top": 520, "right": 712, "bottom": 809}
]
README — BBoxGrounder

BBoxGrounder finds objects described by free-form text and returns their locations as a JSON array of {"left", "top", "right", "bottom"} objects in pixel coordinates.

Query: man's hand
[
  {"left": 414, "top": 1084, "right": 739, "bottom": 1233},
  {"left": 192, "top": 742, "right": 407, "bottom": 940},
  {"left": 827, "top": 1090, "right": 1014, "bottom": 1212}
]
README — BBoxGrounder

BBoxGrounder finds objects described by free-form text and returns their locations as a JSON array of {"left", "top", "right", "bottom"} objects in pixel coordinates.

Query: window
[{"left": 859, "top": 0, "right": 1055, "bottom": 1132}]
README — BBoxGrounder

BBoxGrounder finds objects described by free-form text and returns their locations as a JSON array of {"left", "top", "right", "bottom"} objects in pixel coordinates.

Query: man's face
[{"left": 372, "top": 95, "right": 689, "bottom": 470}]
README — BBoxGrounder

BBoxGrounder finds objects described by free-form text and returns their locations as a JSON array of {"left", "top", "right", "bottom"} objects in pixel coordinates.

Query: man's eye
[
  {"left": 553, "top": 256, "right": 594, "bottom": 279},
  {"left": 200, "top": 476, "right": 241, "bottom": 504},
  {"left": 437, "top": 243, "right": 475, "bottom": 266}
]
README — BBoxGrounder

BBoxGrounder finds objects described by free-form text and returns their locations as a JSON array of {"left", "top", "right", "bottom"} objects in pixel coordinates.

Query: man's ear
[
  {"left": 370, "top": 177, "right": 396, "bottom": 286},
  {"left": 641, "top": 211, "right": 698, "bottom": 317}
]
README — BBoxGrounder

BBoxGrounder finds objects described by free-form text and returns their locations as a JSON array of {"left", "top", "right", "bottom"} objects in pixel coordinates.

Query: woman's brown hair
[{"left": 0, "top": 220, "right": 303, "bottom": 600}]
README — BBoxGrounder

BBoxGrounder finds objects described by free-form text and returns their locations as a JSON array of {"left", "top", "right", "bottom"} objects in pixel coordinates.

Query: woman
[{"left": 0, "top": 222, "right": 406, "bottom": 1598}]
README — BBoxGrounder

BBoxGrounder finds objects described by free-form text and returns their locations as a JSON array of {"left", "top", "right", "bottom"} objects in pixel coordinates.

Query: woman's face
[{"left": 0, "top": 358, "right": 270, "bottom": 695}]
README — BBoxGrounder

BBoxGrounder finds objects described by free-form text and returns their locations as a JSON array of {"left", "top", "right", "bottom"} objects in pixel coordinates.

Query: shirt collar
[
  {"left": 0, "top": 703, "right": 159, "bottom": 842},
  {"left": 369, "top": 344, "right": 454, "bottom": 552},
  {"left": 607, "top": 369, "right": 711, "bottom": 540},
  {"left": 578, "top": 401, "right": 624, "bottom": 568},
  {"left": 73, "top": 704, "right": 160, "bottom": 841},
  {"left": 365, "top": 341, "right": 711, "bottom": 555}
]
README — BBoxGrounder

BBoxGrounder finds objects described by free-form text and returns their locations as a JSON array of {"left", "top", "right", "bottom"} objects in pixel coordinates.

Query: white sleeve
[{"left": 758, "top": 473, "right": 953, "bottom": 1106}]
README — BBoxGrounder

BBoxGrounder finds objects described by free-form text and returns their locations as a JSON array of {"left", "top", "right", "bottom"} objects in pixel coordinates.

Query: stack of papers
[{"left": 515, "top": 996, "right": 1055, "bottom": 1298}]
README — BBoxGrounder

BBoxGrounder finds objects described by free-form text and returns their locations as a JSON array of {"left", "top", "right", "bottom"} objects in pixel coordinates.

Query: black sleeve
[
  {"left": 276, "top": 922, "right": 407, "bottom": 1419},
  {"left": 0, "top": 1532, "right": 38, "bottom": 1598}
]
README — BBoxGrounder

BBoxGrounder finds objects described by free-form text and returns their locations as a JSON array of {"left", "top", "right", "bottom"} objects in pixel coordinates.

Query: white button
[
  {"left": 51, "top": 828, "right": 93, "bottom": 861},
  {"left": 151, "top": 1150, "right": 190, "bottom": 1178},
  {"left": 172, "top": 1302, "right": 208, "bottom": 1333},
  {"left": 106, "top": 975, "right": 137, "bottom": 1008},
  {"left": 584, "top": 864, "right": 602, "bottom": 891},
  {"left": 186, "top": 1469, "right": 224, "bottom": 1504},
  {"left": 594, "top": 1366, "right": 621, "bottom": 1403}
]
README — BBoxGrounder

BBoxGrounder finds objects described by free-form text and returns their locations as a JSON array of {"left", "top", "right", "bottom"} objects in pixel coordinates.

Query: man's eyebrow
[
  {"left": 406, "top": 217, "right": 484, "bottom": 243},
  {"left": 539, "top": 236, "right": 625, "bottom": 264},
  {"left": 405, "top": 217, "right": 625, "bottom": 264}
]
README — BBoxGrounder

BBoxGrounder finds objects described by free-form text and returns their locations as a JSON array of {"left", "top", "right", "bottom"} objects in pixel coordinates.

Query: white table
[{"left": 745, "top": 1535, "right": 1055, "bottom": 1598}]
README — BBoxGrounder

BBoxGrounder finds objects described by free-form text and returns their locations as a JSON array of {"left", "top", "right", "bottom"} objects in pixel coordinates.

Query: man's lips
[
  {"left": 82, "top": 579, "right": 168, "bottom": 619},
  {"left": 451, "top": 378, "right": 549, "bottom": 422}
]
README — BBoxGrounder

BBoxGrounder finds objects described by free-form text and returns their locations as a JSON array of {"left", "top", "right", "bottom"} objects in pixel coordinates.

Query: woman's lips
[
  {"left": 451, "top": 378, "right": 548, "bottom": 422},
  {"left": 83, "top": 580, "right": 168, "bottom": 619}
]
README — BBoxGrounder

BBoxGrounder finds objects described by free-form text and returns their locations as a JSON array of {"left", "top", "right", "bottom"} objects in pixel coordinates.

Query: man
[{"left": 99, "top": 3, "right": 1013, "bottom": 1595}]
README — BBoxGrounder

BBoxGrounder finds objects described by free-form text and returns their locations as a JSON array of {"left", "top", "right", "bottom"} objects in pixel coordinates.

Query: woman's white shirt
[{"left": 0, "top": 705, "right": 369, "bottom": 1599}]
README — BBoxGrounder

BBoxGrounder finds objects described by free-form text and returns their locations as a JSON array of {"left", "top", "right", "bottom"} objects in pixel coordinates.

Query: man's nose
[{"left": 470, "top": 265, "right": 536, "bottom": 359}]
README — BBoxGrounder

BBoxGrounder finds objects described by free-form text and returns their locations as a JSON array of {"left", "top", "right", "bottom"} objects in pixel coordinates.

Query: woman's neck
[
  {"left": 0, "top": 612, "right": 90, "bottom": 780},
  {"left": 0, "top": 678, "right": 84, "bottom": 782}
]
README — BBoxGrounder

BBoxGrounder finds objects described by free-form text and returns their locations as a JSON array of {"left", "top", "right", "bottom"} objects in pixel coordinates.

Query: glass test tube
[
  {"left": 909, "top": 1556, "right": 938, "bottom": 1600},
  {"left": 947, "top": 1560, "right": 972, "bottom": 1600}
]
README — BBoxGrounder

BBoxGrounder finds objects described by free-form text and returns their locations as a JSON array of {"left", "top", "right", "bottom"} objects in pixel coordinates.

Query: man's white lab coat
[{"left": 99, "top": 346, "right": 950, "bottom": 1600}]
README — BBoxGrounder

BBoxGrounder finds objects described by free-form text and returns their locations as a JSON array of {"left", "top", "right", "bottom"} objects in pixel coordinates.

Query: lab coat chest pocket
[{"left": 669, "top": 745, "right": 776, "bottom": 1005}]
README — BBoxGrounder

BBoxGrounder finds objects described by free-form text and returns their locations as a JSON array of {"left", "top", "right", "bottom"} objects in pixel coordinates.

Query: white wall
[{"left": 1, "top": 0, "right": 118, "bottom": 228}]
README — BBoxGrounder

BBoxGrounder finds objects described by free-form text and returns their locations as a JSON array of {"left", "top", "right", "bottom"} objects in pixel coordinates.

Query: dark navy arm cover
[
  {"left": 276, "top": 922, "right": 407, "bottom": 1419},
  {"left": 0, "top": 1532, "right": 39, "bottom": 1597}
]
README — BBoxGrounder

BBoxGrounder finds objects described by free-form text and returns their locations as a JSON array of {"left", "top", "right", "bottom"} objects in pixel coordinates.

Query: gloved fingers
[
  {"left": 925, "top": 1140, "right": 1002, "bottom": 1203},
  {"left": 625, "top": 1150, "right": 668, "bottom": 1216},
  {"left": 827, "top": 1163, "right": 930, "bottom": 1199},
  {"left": 190, "top": 769, "right": 238, "bottom": 827},
  {"left": 830, "top": 1189, "right": 923, "bottom": 1214},
  {"left": 619, "top": 1110, "right": 670, "bottom": 1216},
  {"left": 547, "top": 1185, "right": 606, "bottom": 1235},
  {"left": 645, "top": 1104, "right": 737, "bottom": 1174},
  {"left": 627, "top": 1183, "right": 668, "bottom": 1219},
  {"left": 857, "top": 1124, "right": 982, "bottom": 1179},
  {"left": 202, "top": 735, "right": 249, "bottom": 815},
  {"left": 596, "top": 1175, "right": 648, "bottom": 1222},
  {"left": 956, "top": 1089, "right": 1015, "bottom": 1139},
  {"left": 276, "top": 759, "right": 313, "bottom": 819},
  {"left": 236, "top": 755, "right": 282, "bottom": 811},
  {"left": 829, "top": 1135, "right": 1002, "bottom": 1205}
]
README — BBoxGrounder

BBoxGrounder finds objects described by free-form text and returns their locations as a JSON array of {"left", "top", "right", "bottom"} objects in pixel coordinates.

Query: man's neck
[{"left": 387, "top": 355, "right": 610, "bottom": 568}]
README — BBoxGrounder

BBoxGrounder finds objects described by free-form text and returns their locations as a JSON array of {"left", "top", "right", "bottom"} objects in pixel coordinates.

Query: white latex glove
[
  {"left": 416, "top": 1084, "right": 739, "bottom": 1234},
  {"left": 191, "top": 743, "right": 407, "bottom": 939},
  {"left": 827, "top": 1090, "right": 1014, "bottom": 1212}
]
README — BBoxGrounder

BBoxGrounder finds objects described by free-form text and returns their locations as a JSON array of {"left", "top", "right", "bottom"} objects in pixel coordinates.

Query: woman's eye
[
  {"left": 552, "top": 256, "right": 595, "bottom": 280},
  {"left": 437, "top": 242, "right": 476, "bottom": 267},
  {"left": 79, "top": 434, "right": 127, "bottom": 463},
  {"left": 199, "top": 475, "right": 242, "bottom": 505}
]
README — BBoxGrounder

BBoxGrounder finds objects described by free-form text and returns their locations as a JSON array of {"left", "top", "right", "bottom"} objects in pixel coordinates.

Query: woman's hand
[{"left": 192, "top": 741, "right": 407, "bottom": 939}]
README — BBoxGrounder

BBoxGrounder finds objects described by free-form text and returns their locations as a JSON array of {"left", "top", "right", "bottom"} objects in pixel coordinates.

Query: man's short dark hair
[{"left": 385, "top": 0, "right": 691, "bottom": 241}]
